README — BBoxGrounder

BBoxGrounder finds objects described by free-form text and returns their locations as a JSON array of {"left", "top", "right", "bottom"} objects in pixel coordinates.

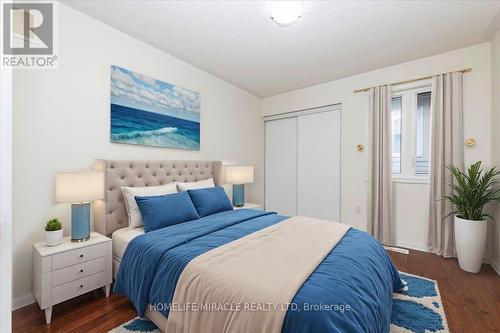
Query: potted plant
[
  {"left": 45, "top": 218, "right": 63, "bottom": 247},
  {"left": 444, "top": 161, "right": 500, "bottom": 273}
]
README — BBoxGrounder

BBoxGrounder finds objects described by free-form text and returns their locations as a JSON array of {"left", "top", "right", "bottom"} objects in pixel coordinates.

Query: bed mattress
[{"left": 112, "top": 227, "right": 144, "bottom": 259}]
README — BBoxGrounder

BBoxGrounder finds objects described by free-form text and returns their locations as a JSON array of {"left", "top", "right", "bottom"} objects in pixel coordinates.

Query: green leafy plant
[
  {"left": 444, "top": 161, "right": 500, "bottom": 221},
  {"left": 45, "top": 218, "right": 62, "bottom": 231}
]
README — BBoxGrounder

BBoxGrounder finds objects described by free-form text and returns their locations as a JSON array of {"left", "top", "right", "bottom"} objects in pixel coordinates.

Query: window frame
[{"left": 391, "top": 81, "right": 432, "bottom": 183}]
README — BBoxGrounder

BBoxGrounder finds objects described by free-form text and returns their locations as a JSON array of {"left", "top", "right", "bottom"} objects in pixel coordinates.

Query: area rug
[
  {"left": 109, "top": 272, "right": 448, "bottom": 333},
  {"left": 391, "top": 272, "right": 449, "bottom": 333}
]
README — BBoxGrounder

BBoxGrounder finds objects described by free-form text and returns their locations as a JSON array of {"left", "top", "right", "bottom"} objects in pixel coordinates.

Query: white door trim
[
  {"left": 263, "top": 103, "right": 341, "bottom": 122},
  {"left": 1, "top": 55, "right": 13, "bottom": 330}
]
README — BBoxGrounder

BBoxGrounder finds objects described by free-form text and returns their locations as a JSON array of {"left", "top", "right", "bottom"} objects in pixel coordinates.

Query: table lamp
[
  {"left": 56, "top": 171, "right": 103, "bottom": 242},
  {"left": 225, "top": 166, "right": 254, "bottom": 207}
]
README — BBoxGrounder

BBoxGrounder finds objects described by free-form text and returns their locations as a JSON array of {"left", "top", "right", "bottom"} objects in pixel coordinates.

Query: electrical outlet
[{"left": 355, "top": 205, "right": 362, "bottom": 214}]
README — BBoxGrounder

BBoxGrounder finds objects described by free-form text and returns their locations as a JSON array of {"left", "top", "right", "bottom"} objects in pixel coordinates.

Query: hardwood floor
[
  {"left": 12, "top": 250, "right": 500, "bottom": 333},
  {"left": 12, "top": 289, "right": 136, "bottom": 333},
  {"left": 389, "top": 251, "right": 500, "bottom": 333}
]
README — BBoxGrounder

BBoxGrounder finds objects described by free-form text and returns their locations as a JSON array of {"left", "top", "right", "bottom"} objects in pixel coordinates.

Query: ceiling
[{"left": 64, "top": 1, "right": 500, "bottom": 97}]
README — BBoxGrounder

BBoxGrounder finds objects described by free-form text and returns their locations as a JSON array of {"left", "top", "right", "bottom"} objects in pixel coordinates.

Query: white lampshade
[
  {"left": 56, "top": 171, "right": 104, "bottom": 203},
  {"left": 225, "top": 166, "right": 254, "bottom": 184}
]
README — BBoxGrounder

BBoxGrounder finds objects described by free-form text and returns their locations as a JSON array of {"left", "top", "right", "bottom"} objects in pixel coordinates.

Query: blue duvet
[{"left": 114, "top": 209, "right": 404, "bottom": 333}]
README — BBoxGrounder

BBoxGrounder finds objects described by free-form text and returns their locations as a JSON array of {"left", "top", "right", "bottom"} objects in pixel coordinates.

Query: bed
[
  {"left": 93, "top": 159, "right": 223, "bottom": 275},
  {"left": 94, "top": 159, "right": 403, "bottom": 333}
]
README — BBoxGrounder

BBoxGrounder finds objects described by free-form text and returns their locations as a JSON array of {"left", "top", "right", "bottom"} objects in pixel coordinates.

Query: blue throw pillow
[
  {"left": 135, "top": 192, "right": 199, "bottom": 232},
  {"left": 188, "top": 186, "right": 233, "bottom": 217}
]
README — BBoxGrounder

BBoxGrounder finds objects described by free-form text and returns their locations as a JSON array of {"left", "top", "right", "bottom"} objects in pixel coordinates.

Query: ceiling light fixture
[{"left": 269, "top": 1, "right": 304, "bottom": 26}]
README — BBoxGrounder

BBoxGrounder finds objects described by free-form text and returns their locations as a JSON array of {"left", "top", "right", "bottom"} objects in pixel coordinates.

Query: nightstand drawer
[
  {"left": 51, "top": 271, "right": 107, "bottom": 305},
  {"left": 51, "top": 257, "right": 107, "bottom": 287},
  {"left": 52, "top": 243, "right": 107, "bottom": 270}
]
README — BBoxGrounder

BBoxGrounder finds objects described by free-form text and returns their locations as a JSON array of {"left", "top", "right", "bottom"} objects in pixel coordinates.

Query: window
[
  {"left": 391, "top": 86, "right": 431, "bottom": 178},
  {"left": 391, "top": 97, "right": 402, "bottom": 174}
]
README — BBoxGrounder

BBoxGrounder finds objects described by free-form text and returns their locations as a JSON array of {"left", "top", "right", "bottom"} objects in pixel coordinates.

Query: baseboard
[
  {"left": 12, "top": 293, "right": 35, "bottom": 311},
  {"left": 384, "top": 246, "right": 410, "bottom": 254},
  {"left": 394, "top": 241, "right": 429, "bottom": 253},
  {"left": 392, "top": 242, "right": 500, "bottom": 274},
  {"left": 484, "top": 258, "right": 500, "bottom": 275},
  {"left": 491, "top": 261, "right": 500, "bottom": 275}
]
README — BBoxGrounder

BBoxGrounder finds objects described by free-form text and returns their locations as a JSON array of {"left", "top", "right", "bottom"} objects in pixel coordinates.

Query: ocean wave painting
[{"left": 110, "top": 66, "right": 200, "bottom": 150}]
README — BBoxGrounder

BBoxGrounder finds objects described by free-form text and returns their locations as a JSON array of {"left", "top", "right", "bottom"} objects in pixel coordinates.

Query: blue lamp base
[
  {"left": 71, "top": 203, "right": 90, "bottom": 242},
  {"left": 232, "top": 184, "right": 245, "bottom": 207}
]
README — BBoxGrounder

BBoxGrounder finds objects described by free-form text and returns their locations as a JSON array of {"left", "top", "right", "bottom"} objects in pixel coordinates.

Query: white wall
[
  {"left": 12, "top": 4, "right": 264, "bottom": 307},
  {"left": 263, "top": 43, "right": 492, "bottom": 252},
  {"left": 491, "top": 29, "right": 500, "bottom": 273}
]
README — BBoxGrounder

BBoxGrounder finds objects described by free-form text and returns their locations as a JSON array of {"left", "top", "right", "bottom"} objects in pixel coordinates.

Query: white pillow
[
  {"left": 177, "top": 178, "right": 215, "bottom": 192},
  {"left": 121, "top": 183, "right": 178, "bottom": 228}
]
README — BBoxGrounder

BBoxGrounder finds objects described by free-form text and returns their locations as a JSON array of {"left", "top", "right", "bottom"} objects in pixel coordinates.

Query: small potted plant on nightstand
[
  {"left": 444, "top": 161, "right": 500, "bottom": 273},
  {"left": 45, "top": 218, "right": 63, "bottom": 247}
]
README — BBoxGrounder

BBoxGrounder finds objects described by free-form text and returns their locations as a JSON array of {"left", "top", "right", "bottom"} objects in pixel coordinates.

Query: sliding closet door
[
  {"left": 297, "top": 109, "right": 341, "bottom": 221},
  {"left": 265, "top": 117, "right": 297, "bottom": 216}
]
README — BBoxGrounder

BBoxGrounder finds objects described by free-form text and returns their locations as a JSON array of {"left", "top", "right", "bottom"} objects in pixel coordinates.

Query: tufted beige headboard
[{"left": 93, "top": 160, "right": 223, "bottom": 236}]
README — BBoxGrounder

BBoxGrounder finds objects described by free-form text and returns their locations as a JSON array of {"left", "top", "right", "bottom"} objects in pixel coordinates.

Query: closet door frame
[
  {"left": 264, "top": 117, "right": 298, "bottom": 216},
  {"left": 264, "top": 103, "right": 342, "bottom": 221}
]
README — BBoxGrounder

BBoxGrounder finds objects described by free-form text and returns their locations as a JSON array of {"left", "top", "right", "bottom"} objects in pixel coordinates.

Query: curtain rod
[{"left": 353, "top": 68, "right": 472, "bottom": 93}]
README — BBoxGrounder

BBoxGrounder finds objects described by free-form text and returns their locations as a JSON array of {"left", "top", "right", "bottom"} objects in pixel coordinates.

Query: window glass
[
  {"left": 391, "top": 96, "right": 402, "bottom": 175},
  {"left": 415, "top": 92, "right": 431, "bottom": 176}
]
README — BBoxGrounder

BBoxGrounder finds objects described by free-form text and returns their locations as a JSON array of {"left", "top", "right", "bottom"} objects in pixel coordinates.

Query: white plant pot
[
  {"left": 45, "top": 229, "right": 63, "bottom": 247},
  {"left": 454, "top": 216, "right": 487, "bottom": 273}
]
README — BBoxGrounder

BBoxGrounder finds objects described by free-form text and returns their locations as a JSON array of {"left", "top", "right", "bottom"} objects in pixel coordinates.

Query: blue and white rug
[
  {"left": 391, "top": 272, "right": 448, "bottom": 333},
  {"left": 110, "top": 272, "right": 448, "bottom": 333}
]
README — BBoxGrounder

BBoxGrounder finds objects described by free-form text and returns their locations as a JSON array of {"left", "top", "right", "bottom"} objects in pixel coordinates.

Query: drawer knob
[
  {"left": 80, "top": 254, "right": 83, "bottom": 258},
  {"left": 80, "top": 284, "right": 83, "bottom": 288},
  {"left": 80, "top": 269, "right": 83, "bottom": 273}
]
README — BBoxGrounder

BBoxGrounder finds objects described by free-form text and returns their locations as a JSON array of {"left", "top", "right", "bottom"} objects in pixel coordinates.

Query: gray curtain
[
  {"left": 428, "top": 72, "right": 464, "bottom": 257},
  {"left": 367, "top": 85, "right": 393, "bottom": 245}
]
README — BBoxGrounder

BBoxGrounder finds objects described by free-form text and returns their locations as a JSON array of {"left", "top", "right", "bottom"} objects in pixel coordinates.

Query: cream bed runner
[{"left": 165, "top": 216, "right": 351, "bottom": 333}]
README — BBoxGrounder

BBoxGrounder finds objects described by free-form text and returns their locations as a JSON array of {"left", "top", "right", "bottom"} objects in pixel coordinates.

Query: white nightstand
[
  {"left": 233, "top": 203, "right": 263, "bottom": 210},
  {"left": 33, "top": 232, "right": 112, "bottom": 324}
]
